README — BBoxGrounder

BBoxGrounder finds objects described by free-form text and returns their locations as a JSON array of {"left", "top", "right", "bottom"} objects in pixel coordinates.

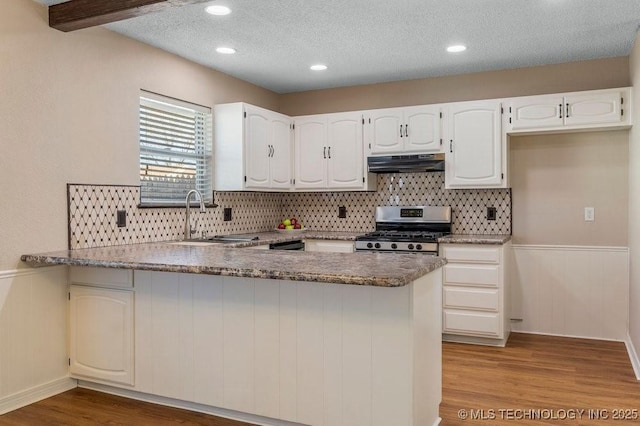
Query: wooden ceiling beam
[{"left": 49, "top": 0, "right": 210, "bottom": 32}]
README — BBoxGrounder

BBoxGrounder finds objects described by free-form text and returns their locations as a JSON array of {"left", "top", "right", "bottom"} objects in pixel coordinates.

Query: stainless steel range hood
[{"left": 367, "top": 153, "right": 445, "bottom": 173}]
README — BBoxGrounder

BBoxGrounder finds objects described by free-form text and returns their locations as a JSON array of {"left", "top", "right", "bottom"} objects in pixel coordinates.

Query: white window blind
[{"left": 139, "top": 92, "right": 212, "bottom": 206}]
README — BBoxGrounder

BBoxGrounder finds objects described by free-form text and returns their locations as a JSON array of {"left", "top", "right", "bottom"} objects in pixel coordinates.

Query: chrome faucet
[{"left": 184, "top": 189, "right": 206, "bottom": 240}]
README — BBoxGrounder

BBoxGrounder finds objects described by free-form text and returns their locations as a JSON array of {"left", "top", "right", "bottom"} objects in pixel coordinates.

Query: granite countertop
[
  {"left": 438, "top": 234, "right": 512, "bottom": 245},
  {"left": 20, "top": 242, "right": 445, "bottom": 287}
]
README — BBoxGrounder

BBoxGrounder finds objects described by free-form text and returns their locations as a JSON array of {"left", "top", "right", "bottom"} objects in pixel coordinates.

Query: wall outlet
[
  {"left": 486, "top": 207, "right": 497, "bottom": 221},
  {"left": 223, "top": 207, "right": 232, "bottom": 221},
  {"left": 584, "top": 207, "right": 595, "bottom": 222},
  {"left": 116, "top": 210, "right": 127, "bottom": 228},
  {"left": 338, "top": 206, "right": 347, "bottom": 218}
]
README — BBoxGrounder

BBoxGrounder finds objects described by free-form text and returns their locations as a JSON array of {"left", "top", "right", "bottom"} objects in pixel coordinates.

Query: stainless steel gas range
[{"left": 355, "top": 206, "right": 451, "bottom": 255}]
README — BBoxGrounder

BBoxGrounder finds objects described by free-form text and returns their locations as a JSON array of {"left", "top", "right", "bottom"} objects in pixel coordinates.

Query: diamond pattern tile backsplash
[
  {"left": 281, "top": 173, "right": 511, "bottom": 234},
  {"left": 67, "top": 184, "right": 281, "bottom": 249},
  {"left": 68, "top": 173, "right": 510, "bottom": 249}
]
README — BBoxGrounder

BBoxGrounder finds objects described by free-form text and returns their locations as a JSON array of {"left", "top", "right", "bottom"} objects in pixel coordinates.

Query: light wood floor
[{"left": 1, "top": 333, "right": 639, "bottom": 425}]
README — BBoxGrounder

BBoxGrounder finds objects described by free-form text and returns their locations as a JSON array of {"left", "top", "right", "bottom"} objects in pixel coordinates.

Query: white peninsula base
[{"left": 71, "top": 269, "right": 443, "bottom": 426}]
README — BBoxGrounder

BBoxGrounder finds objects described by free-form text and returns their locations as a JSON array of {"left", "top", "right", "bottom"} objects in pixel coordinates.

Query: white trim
[
  {"left": 512, "top": 330, "right": 625, "bottom": 343},
  {"left": 78, "top": 381, "right": 304, "bottom": 426},
  {"left": 625, "top": 334, "right": 640, "bottom": 380},
  {"left": 511, "top": 244, "right": 628, "bottom": 252},
  {"left": 0, "top": 377, "right": 76, "bottom": 415},
  {"left": 0, "top": 266, "right": 66, "bottom": 279}
]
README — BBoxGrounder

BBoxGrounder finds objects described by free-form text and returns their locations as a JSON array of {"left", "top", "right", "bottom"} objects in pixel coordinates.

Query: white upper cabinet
[
  {"left": 269, "top": 115, "right": 293, "bottom": 188},
  {"left": 215, "top": 103, "right": 293, "bottom": 191},
  {"left": 326, "top": 113, "right": 365, "bottom": 188},
  {"left": 295, "top": 112, "right": 374, "bottom": 191},
  {"left": 244, "top": 108, "right": 271, "bottom": 188},
  {"left": 508, "top": 88, "right": 630, "bottom": 132},
  {"left": 509, "top": 95, "right": 564, "bottom": 131},
  {"left": 366, "top": 108, "right": 404, "bottom": 154},
  {"left": 444, "top": 100, "right": 503, "bottom": 189},
  {"left": 294, "top": 115, "right": 327, "bottom": 189},
  {"left": 365, "top": 105, "right": 442, "bottom": 155}
]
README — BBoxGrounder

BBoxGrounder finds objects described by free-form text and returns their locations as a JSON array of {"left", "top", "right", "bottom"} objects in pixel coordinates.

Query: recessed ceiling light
[
  {"left": 310, "top": 64, "right": 327, "bottom": 71},
  {"left": 216, "top": 47, "right": 236, "bottom": 54},
  {"left": 447, "top": 44, "right": 467, "bottom": 53},
  {"left": 206, "top": 5, "right": 231, "bottom": 15}
]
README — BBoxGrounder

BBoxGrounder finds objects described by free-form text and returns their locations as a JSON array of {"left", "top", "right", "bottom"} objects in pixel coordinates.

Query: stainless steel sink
[{"left": 170, "top": 235, "right": 260, "bottom": 246}]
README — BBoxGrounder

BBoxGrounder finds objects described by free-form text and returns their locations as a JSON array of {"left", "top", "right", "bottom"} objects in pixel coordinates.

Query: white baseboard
[
  {"left": 625, "top": 334, "right": 640, "bottom": 380},
  {"left": 510, "top": 329, "right": 624, "bottom": 343},
  {"left": 0, "top": 377, "right": 76, "bottom": 415},
  {"left": 78, "top": 381, "right": 305, "bottom": 426}
]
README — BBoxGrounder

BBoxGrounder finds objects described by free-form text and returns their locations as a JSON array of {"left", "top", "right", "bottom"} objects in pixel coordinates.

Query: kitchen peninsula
[{"left": 21, "top": 243, "right": 446, "bottom": 426}]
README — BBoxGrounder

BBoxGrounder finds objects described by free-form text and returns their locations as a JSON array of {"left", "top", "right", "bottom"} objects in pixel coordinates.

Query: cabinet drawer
[
  {"left": 305, "top": 239, "right": 354, "bottom": 253},
  {"left": 444, "top": 264, "right": 500, "bottom": 288},
  {"left": 444, "top": 287, "right": 499, "bottom": 311},
  {"left": 443, "top": 310, "right": 500, "bottom": 337},
  {"left": 442, "top": 246, "right": 500, "bottom": 264},
  {"left": 70, "top": 266, "right": 133, "bottom": 288}
]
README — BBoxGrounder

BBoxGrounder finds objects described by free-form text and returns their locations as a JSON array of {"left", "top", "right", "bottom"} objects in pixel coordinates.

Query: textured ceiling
[{"left": 38, "top": 0, "right": 640, "bottom": 94}]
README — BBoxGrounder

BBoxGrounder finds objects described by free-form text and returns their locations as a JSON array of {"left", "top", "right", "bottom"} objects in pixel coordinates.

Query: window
[{"left": 139, "top": 91, "right": 212, "bottom": 206}]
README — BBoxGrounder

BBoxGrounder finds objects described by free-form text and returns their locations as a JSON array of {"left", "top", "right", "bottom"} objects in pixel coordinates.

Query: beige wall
[
  {"left": 628, "top": 33, "right": 640, "bottom": 362},
  {"left": 279, "top": 57, "right": 630, "bottom": 115},
  {"left": 510, "top": 131, "right": 629, "bottom": 246},
  {"left": 0, "top": 0, "right": 279, "bottom": 269}
]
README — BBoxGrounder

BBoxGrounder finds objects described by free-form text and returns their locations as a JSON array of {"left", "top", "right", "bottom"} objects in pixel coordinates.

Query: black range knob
[
  {"left": 367, "top": 243, "right": 373, "bottom": 249},
  {"left": 391, "top": 243, "right": 397, "bottom": 249},
  {"left": 407, "top": 244, "right": 414, "bottom": 250},
  {"left": 374, "top": 243, "right": 381, "bottom": 249},
  {"left": 416, "top": 244, "right": 422, "bottom": 250}
]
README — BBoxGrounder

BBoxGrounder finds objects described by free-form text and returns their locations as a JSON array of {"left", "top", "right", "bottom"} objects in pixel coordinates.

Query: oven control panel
[{"left": 355, "top": 241, "right": 438, "bottom": 254}]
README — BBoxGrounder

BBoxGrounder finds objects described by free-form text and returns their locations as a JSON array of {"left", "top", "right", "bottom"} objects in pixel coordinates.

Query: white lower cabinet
[
  {"left": 69, "top": 278, "right": 134, "bottom": 386},
  {"left": 440, "top": 243, "right": 510, "bottom": 346},
  {"left": 304, "top": 239, "right": 354, "bottom": 253}
]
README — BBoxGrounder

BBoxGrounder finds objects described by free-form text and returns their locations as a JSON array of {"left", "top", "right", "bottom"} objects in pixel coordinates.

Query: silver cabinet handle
[
  {"left": 328, "top": 146, "right": 331, "bottom": 159},
  {"left": 323, "top": 147, "right": 327, "bottom": 159},
  {"left": 559, "top": 104, "right": 563, "bottom": 119},
  {"left": 566, "top": 103, "right": 570, "bottom": 118},
  {"left": 270, "top": 145, "right": 274, "bottom": 157},
  {"left": 400, "top": 124, "right": 403, "bottom": 138},
  {"left": 450, "top": 140, "right": 453, "bottom": 153},
  {"left": 405, "top": 124, "right": 409, "bottom": 137}
]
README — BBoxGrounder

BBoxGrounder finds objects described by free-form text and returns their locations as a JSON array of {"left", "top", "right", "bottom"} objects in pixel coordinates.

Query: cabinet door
[
  {"left": 565, "top": 91, "right": 624, "bottom": 127},
  {"left": 326, "top": 112, "right": 364, "bottom": 189},
  {"left": 366, "top": 108, "right": 404, "bottom": 154},
  {"left": 270, "top": 114, "right": 292, "bottom": 189},
  {"left": 509, "top": 95, "right": 564, "bottom": 131},
  {"left": 404, "top": 105, "right": 442, "bottom": 153},
  {"left": 244, "top": 107, "right": 271, "bottom": 189},
  {"left": 445, "top": 100, "right": 503, "bottom": 188},
  {"left": 69, "top": 285, "right": 134, "bottom": 386},
  {"left": 295, "top": 116, "right": 327, "bottom": 189}
]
